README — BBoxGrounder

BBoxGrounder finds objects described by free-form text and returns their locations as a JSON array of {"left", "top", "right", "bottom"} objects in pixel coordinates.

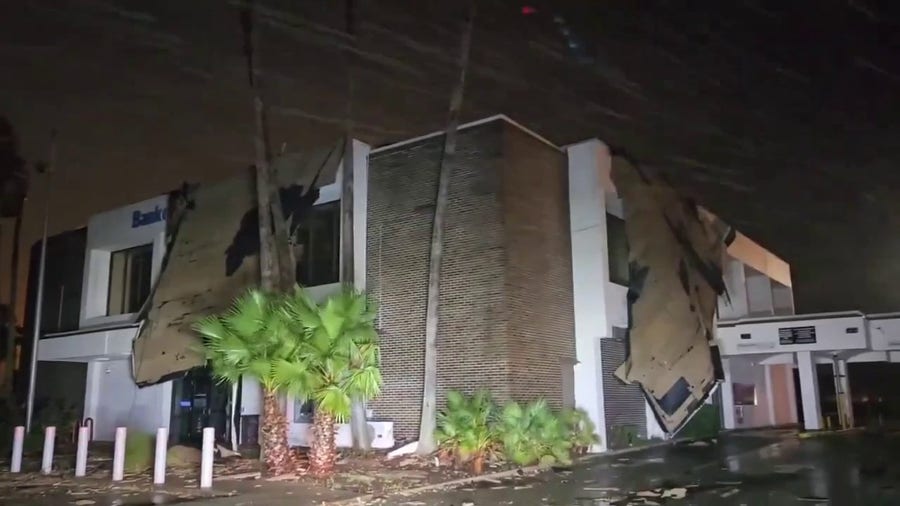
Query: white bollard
[
  {"left": 112, "top": 427, "right": 127, "bottom": 481},
  {"left": 153, "top": 427, "right": 168, "bottom": 485},
  {"left": 200, "top": 427, "right": 214, "bottom": 489},
  {"left": 10, "top": 426, "right": 24, "bottom": 473},
  {"left": 41, "top": 426, "right": 56, "bottom": 474},
  {"left": 75, "top": 426, "right": 90, "bottom": 477}
]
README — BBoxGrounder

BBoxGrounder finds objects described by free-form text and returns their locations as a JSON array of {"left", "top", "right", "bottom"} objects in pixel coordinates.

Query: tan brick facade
[{"left": 366, "top": 119, "right": 576, "bottom": 440}]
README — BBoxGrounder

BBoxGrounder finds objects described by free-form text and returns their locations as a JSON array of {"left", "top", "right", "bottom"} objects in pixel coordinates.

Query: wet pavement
[
  {"left": 364, "top": 432, "right": 900, "bottom": 506},
  {"left": 5, "top": 432, "right": 900, "bottom": 505}
]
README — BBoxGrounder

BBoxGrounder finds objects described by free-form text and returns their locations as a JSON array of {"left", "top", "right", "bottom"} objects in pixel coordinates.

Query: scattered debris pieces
[
  {"left": 661, "top": 487, "right": 687, "bottom": 499},
  {"left": 720, "top": 488, "right": 740, "bottom": 498}
]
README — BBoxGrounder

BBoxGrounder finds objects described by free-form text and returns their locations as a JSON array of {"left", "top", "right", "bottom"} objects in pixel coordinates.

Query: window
[
  {"left": 107, "top": 244, "right": 153, "bottom": 316},
  {"left": 607, "top": 214, "right": 629, "bottom": 286},
  {"left": 295, "top": 201, "right": 340, "bottom": 287},
  {"left": 733, "top": 383, "right": 757, "bottom": 406}
]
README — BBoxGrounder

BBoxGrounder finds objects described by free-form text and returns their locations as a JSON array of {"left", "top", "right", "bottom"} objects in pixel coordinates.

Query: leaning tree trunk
[
  {"left": 309, "top": 409, "right": 337, "bottom": 478},
  {"left": 240, "top": 0, "right": 279, "bottom": 294},
  {"left": 261, "top": 390, "right": 293, "bottom": 475},
  {"left": 416, "top": 1, "right": 476, "bottom": 456}
]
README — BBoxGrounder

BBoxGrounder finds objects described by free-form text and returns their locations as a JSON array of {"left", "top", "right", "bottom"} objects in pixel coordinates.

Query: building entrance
[{"left": 170, "top": 366, "right": 232, "bottom": 446}]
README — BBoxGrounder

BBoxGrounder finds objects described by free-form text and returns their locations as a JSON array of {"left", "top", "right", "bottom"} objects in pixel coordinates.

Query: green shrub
[
  {"left": 34, "top": 398, "right": 79, "bottom": 431},
  {"left": 124, "top": 430, "right": 155, "bottom": 474},
  {"left": 434, "top": 391, "right": 602, "bottom": 471},
  {"left": 496, "top": 400, "right": 571, "bottom": 467},
  {"left": 435, "top": 390, "right": 496, "bottom": 473},
  {"left": 560, "top": 407, "right": 600, "bottom": 454},
  {"left": 677, "top": 403, "right": 721, "bottom": 440},
  {"left": 609, "top": 424, "right": 646, "bottom": 448}
]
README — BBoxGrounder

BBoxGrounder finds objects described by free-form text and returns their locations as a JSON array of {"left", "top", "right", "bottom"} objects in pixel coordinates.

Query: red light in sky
[{"left": 522, "top": 6, "right": 537, "bottom": 15}]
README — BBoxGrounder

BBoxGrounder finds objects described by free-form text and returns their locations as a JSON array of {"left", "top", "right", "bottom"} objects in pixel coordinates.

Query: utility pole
[{"left": 25, "top": 130, "right": 56, "bottom": 433}]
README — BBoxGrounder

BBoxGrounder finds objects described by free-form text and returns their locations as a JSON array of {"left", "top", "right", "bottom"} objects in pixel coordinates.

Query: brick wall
[
  {"left": 366, "top": 119, "right": 576, "bottom": 440},
  {"left": 500, "top": 127, "right": 577, "bottom": 408}
]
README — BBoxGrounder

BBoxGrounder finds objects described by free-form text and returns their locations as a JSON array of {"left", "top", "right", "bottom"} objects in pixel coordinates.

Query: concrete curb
[
  {"left": 322, "top": 439, "right": 682, "bottom": 506},
  {"left": 797, "top": 427, "right": 862, "bottom": 439}
]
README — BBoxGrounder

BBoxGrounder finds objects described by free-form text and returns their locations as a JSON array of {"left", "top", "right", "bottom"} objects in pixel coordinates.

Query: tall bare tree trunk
[
  {"left": 240, "top": 0, "right": 292, "bottom": 473},
  {"left": 416, "top": 1, "right": 476, "bottom": 455},
  {"left": 241, "top": 0, "right": 279, "bottom": 294}
]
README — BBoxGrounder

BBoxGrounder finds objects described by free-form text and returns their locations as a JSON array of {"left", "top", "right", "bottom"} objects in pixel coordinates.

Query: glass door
[{"left": 170, "top": 366, "right": 231, "bottom": 446}]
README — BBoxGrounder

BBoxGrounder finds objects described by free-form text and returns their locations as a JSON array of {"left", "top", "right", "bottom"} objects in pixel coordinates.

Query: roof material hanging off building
[
  {"left": 611, "top": 155, "right": 733, "bottom": 434},
  {"left": 131, "top": 141, "right": 343, "bottom": 387}
]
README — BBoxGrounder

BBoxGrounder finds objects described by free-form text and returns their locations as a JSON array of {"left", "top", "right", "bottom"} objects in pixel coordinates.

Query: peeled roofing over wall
[
  {"left": 611, "top": 155, "right": 733, "bottom": 434},
  {"left": 132, "top": 142, "right": 343, "bottom": 386}
]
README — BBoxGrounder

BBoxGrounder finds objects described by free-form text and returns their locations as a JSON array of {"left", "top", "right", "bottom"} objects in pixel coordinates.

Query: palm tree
[
  {"left": 279, "top": 286, "right": 381, "bottom": 477},
  {"left": 193, "top": 290, "right": 296, "bottom": 475}
]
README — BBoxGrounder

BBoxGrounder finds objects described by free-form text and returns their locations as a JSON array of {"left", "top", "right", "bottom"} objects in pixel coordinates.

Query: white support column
[
  {"left": 835, "top": 359, "right": 854, "bottom": 429},
  {"left": 764, "top": 365, "right": 776, "bottom": 427},
  {"left": 720, "top": 358, "right": 736, "bottom": 430},
  {"left": 351, "top": 139, "right": 370, "bottom": 292},
  {"left": 567, "top": 139, "right": 613, "bottom": 452},
  {"left": 796, "top": 351, "right": 822, "bottom": 430}
]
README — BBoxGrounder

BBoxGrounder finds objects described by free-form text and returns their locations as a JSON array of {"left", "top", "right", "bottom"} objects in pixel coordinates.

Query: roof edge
[{"left": 370, "top": 114, "right": 560, "bottom": 154}]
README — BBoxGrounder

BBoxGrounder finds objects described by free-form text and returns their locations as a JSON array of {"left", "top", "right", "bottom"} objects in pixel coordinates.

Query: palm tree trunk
[
  {"left": 261, "top": 389, "right": 292, "bottom": 475},
  {"left": 416, "top": 1, "right": 476, "bottom": 456},
  {"left": 309, "top": 409, "right": 337, "bottom": 477}
]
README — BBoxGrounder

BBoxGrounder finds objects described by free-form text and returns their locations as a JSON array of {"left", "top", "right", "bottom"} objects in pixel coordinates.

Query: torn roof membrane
[
  {"left": 610, "top": 155, "right": 730, "bottom": 434},
  {"left": 131, "top": 141, "right": 343, "bottom": 387}
]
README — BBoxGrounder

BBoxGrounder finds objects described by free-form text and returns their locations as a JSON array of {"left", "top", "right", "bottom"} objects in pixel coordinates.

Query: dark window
[
  {"left": 106, "top": 244, "right": 153, "bottom": 316},
  {"left": 28, "top": 228, "right": 87, "bottom": 335},
  {"left": 607, "top": 213, "right": 629, "bottom": 286},
  {"left": 295, "top": 201, "right": 340, "bottom": 287}
]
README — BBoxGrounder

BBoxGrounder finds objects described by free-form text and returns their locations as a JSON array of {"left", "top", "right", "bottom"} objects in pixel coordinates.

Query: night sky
[{"left": 1, "top": 0, "right": 899, "bottom": 317}]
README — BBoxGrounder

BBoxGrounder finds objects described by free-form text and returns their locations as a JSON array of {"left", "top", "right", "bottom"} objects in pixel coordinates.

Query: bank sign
[{"left": 132, "top": 205, "right": 167, "bottom": 228}]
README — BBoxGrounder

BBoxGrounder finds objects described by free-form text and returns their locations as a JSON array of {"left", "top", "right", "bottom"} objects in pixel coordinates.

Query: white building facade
[{"left": 33, "top": 141, "right": 397, "bottom": 447}]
